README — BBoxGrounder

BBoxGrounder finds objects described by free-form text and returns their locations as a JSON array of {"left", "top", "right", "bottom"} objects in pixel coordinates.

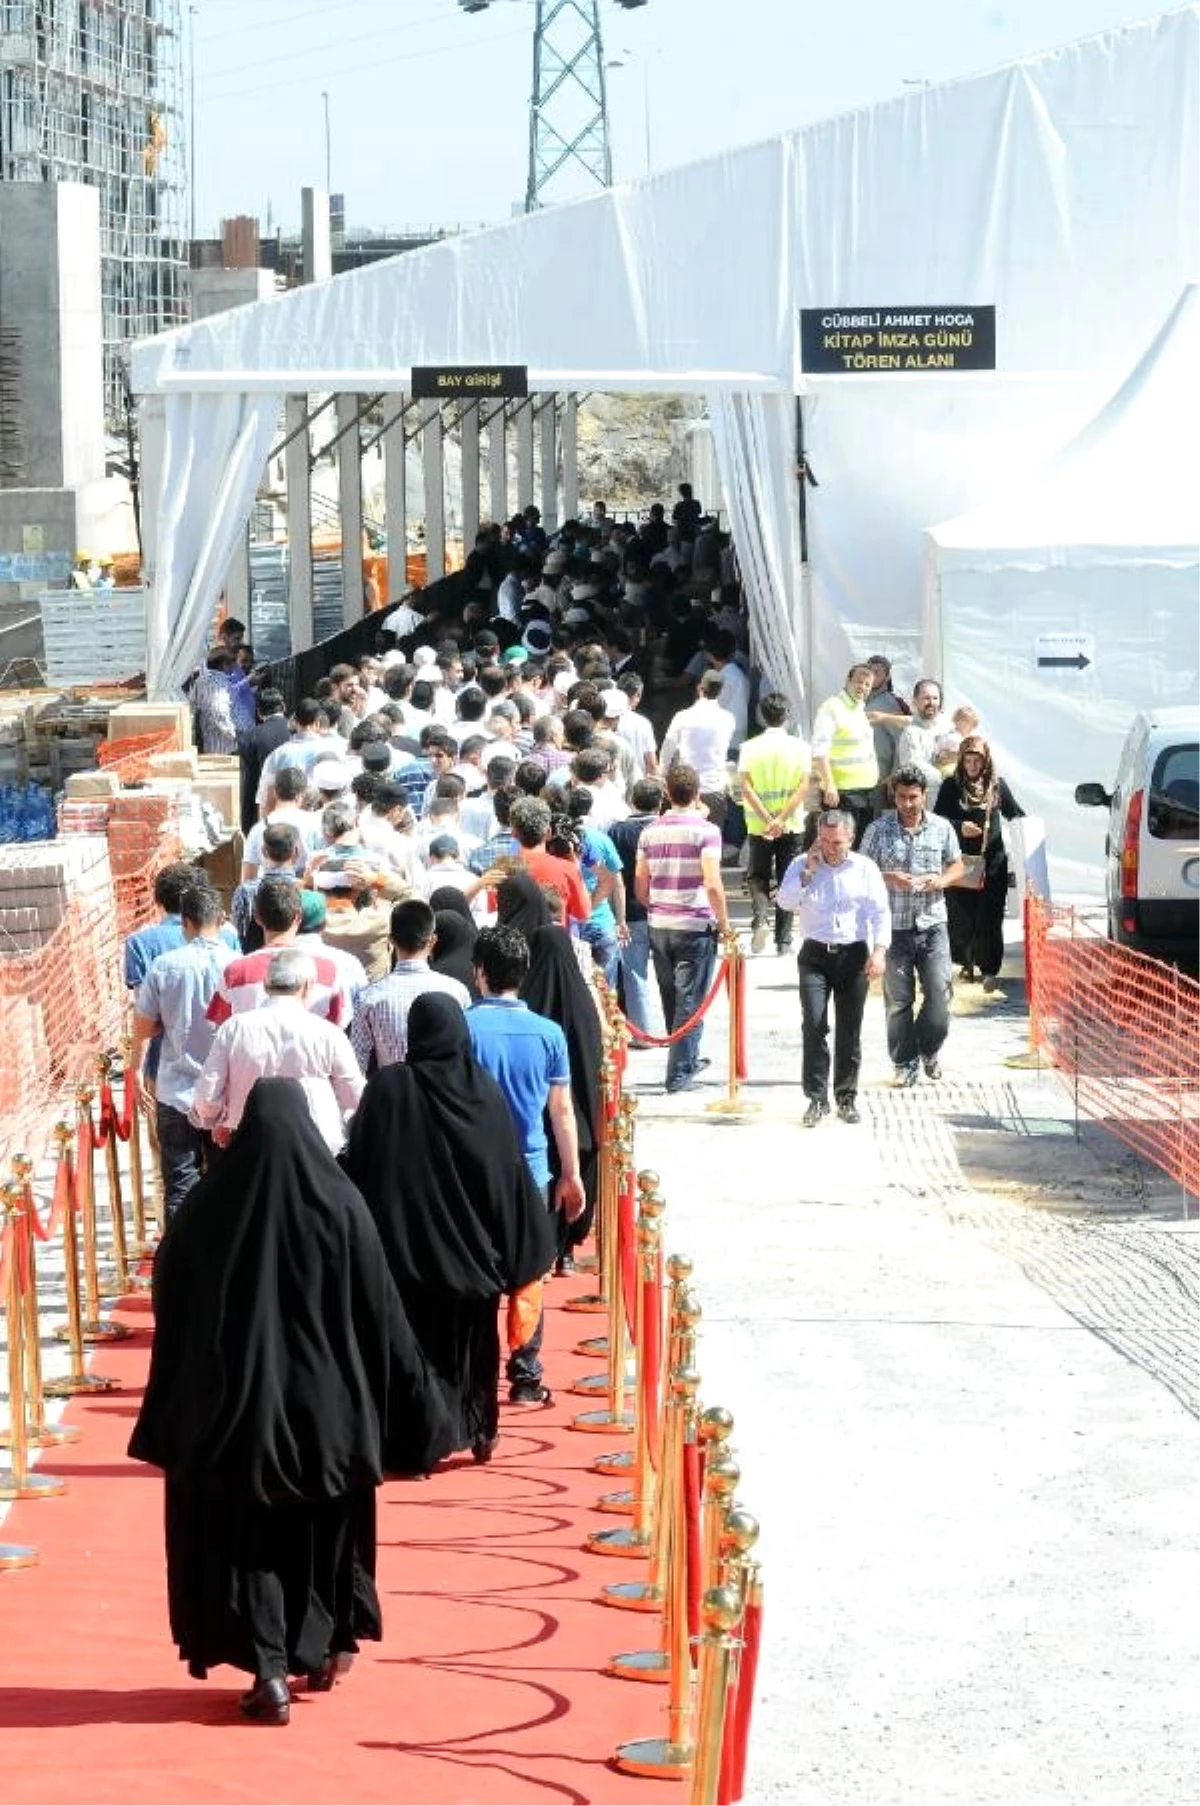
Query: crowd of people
[{"left": 124, "top": 490, "right": 1025, "bottom": 1717}]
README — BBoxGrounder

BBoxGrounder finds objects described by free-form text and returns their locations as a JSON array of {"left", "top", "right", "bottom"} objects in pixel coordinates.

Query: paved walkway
[{"left": 627, "top": 912, "right": 1198, "bottom": 1806}]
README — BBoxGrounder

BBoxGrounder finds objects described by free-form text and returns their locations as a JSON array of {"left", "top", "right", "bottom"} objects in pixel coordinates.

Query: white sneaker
[{"left": 750, "top": 924, "right": 769, "bottom": 955}]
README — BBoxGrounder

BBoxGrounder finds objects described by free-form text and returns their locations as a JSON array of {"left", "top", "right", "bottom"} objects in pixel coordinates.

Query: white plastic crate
[{"left": 39, "top": 589, "right": 148, "bottom": 686}]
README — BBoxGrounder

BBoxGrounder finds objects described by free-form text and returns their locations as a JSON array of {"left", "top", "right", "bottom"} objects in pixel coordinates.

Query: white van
[{"left": 1075, "top": 707, "right": 1199, "bottom": 972}]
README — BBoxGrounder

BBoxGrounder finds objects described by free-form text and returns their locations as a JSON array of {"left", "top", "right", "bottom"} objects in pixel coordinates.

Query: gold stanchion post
[
  {"left": 588, "top": 1186, "right": 664, "bottom": 1557},
  {"left": 0, "top": 1187, "right": 65, "bottom": 1501},
  {"left": 592, "top": 1245, "right": 691, "bottom": 1481},
  {"left": 68, "top": 1097, "right": 130, "bottom": 1348},
  {"left": 594, "top": 1176, "right": 664, "bottom": 1514},
  {"left": 47, "top": 1123, "right": 120, "bottom": 1394},
  {"left": 603, "top": 1289, "right": 699, "bottom": 1607},
  {"left": 688, "top": 1586, "right": 746, "bottom": 1805},
  {"left": 3, "top": 1160, "right": 80, "bottom": 1450},
  {"left": 96, "top": 1053, "right": 132, "bottom": 1296},
  {"left": 571, "top": 1126, "right": 634, "bottom": 1435},
  {"left": 612, "top": 1363, "right": 702, "bottom": 1777},
  {"left": 706, "top": 934, "right": 761, "bottom": 1120}
]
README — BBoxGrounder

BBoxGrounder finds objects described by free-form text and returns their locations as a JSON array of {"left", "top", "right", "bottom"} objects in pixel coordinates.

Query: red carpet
[{"left": 0, "top": 1284, "right": 682, "bottom": 1805}]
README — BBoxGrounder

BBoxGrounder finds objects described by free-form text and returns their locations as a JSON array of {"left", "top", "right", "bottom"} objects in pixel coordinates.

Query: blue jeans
[
  {"left": 155, "top": 1101, "right": 212, "bottom": 1219},
  {"left": 577, "top": 914, "right": 620, "bottom": 987},
  {"left": 884, "top": 923, "right": 953, "bottom": 1067},
  {"left": 650, "top": 924, "right": 717, "bottom": 1091},
  {"left": 619, "top": 919, "right": 655, "bottom": 1036}
]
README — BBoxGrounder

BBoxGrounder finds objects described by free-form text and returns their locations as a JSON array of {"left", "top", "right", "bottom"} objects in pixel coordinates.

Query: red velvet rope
[
  {"left": 23, "top": 1164, "right": 68, "bottom": 1244},
  {"left": 729, "top": 1592, "right": 763, "bottom": 1801},
  {"left": 624, "top": 957, "right": 731, "bottom": 1047},
  {"left": 104, "top": 1074, "right": 133, "bottom": 1143},
  {"left": 642, "top": 1247, "right": 663, "bottom": 1471},
  {"left": 683, "top": 1436, "right": 704, "bottom": 1653},
  {"left": 618, "top": 1168, "right": 637, "bottom": 1342}
]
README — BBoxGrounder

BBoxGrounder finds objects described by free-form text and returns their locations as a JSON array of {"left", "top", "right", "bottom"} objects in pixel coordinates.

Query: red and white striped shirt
[{"left": 206, "top": 945, "right": 350, "bottom": 1029}]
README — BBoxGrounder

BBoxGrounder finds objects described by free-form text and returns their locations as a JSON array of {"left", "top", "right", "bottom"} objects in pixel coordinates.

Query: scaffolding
[{"left": 0, "top": 0, "right": 188, "bottom": 425}]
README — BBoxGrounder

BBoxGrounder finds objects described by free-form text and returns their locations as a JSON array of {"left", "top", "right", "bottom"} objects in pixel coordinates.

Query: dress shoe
[
  {"left": 836, "top": 1097, "right": 862, "bottom": 1125},
  {"left": 923, "top": 1056, "right": 942, "bottom": 1081},
  {"left": 239, "top": 1677, "right": 290, "bottom": 1724},
  {"left": 554, "top": 1254, "right": 576, "bottom": 1276},
  {"left": 802, "top": 1098, "right": 828, "bottom": 1128},
  {"left": 306, "top": 1656, "right": 337, "bottom": 1693}
]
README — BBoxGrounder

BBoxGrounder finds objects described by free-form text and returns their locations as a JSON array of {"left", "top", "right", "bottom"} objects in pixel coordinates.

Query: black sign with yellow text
[
  {"left": 800, "top": 307, "right": 996, "bottom": 374},
  {"left": 410, "top": 364, "right": 529, "bottom": 399}
]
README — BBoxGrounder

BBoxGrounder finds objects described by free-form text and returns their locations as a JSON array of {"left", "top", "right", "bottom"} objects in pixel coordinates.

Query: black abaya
[
  {"left": 340, "top": 994, "right": 556, "bottom": 1451},
  {"left": 429, "top": 909, "right": 480, "bottom": 996},
  {"left": 521, "top": 923, "right": 605, "bottom": 1254},
  {"left": 129, "top": 1078, "right": 452, "bottom": 1682}
]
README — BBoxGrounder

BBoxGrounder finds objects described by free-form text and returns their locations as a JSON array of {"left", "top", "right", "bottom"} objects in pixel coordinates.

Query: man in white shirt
[
  {"left": 706, "top": 632, "right": 750, "bottom": 750},
  {"left": 192, "top": 950, "right": 364, "bottom": 1152},
  {"left": 614, "top": 674, "right": 659, "bottom": 777},
  {"left": 895, "top": 679, "right": 950, "bottom": 792},
  {"left": 660, "top": 670, "right": 736, "bottom": 832}
]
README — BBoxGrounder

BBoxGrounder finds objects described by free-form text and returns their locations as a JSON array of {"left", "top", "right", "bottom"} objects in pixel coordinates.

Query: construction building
[{"left": 0, "top": 0, "right": 188, "bottom": 426}]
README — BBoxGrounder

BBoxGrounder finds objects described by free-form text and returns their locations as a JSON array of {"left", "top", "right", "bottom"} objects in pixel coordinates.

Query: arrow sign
[{"left": 1033, "top": 632, "right": 1095, "bottom": 677}]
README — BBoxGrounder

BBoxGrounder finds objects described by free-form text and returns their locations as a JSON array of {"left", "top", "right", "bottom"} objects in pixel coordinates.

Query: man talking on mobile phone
[{"left": 777, "top": 810, "right": 890, "bottom": 1127}]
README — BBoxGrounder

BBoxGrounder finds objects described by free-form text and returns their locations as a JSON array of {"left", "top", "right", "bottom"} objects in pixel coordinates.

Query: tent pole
[{"left": 796, "top": 395, "right": 814, "bottom": 728}]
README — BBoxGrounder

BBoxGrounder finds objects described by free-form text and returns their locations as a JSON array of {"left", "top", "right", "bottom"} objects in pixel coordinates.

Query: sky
[{"left": 189, "top": 0, "right": 1170, "bottom": 237}]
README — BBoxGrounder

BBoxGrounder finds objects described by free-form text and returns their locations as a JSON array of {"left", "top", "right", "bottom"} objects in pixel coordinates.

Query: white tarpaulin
[
  {"left": 924, "top": 286, "right": 1200, "bottom": 894},
  {"left": 130, "top": 8, "right": 1199, "bottom": 704}
]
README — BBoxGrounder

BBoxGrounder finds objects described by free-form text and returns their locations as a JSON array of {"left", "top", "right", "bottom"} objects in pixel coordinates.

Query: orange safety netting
[
  {"left": 1, "top": 727, "right": 182, "bottom": 1164},
  {"left": 1025, "top": 896, "right": 1200, "bottom": 1197}
]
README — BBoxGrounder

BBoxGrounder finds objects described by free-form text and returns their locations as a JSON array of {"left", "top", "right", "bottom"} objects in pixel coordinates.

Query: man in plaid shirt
[{"left": 861, "top": 765, "right": 963, "bottom": 1087}]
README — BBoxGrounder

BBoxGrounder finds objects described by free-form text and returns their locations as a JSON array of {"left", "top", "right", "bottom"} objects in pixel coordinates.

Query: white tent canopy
[
  {"left": 131, "top": 7, "right": 1199, "bottom": 702},
  {"left": 924, "top": 285, "right": 1200, "bottom": 892}
]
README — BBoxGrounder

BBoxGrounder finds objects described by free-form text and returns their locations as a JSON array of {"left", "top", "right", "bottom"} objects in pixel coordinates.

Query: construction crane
[{"left": 459, "top": 0, "right": 648, "bottom": 213}]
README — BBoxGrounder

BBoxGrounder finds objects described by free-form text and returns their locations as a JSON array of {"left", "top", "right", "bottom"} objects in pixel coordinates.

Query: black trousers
[
  {"left": 746, "top": 833, "right": 801, "bottom": 948},
  {"left": 797, "top": 939, "right": 870, "bottom": 1103}
]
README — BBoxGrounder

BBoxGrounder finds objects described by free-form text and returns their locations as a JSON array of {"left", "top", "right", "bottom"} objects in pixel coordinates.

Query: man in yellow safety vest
[{"left": 810, "top": 664, "right": 879, "bottom": 847}]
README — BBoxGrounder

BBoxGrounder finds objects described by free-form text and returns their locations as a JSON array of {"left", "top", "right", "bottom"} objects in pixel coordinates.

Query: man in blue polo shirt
[{"left": 468, "top": 925, "right": 584, "bottom": 1405}]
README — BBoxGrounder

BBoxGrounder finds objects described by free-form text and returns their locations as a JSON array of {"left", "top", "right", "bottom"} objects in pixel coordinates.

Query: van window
[{"left": 1148, "top": 743, "right": 1199, "bottom": 840}]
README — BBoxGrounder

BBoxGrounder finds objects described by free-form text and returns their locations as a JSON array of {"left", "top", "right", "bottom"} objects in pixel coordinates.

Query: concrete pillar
[
  {"left": 284, "top": 395, "right": 313, "bottom": 652},
  {"left": 460, "top": 401, "right": 481, "bottom": 547},
  {"left": 514, "top": 401, "right": 535, "bottom": 514},
  {"left": 335, "top": 393, "right": 364, "bottom": 627},
  {"left": 422, "top": 403, "right": 446, "bottom": 582},
  {"left": 300, "top": 188, "right": 332, "bottom": 284},
  {"left": 561, "top": 393, "right": 579, "bottom": 522},
  {"left": 382, "top": 400, "right": 408, "bottom": 600},
  {"left": 539, "top": 396, "right": 558, "bottom": 531},
  {"left": 488, "top": 406, "right": 508, "bottom": 524}
]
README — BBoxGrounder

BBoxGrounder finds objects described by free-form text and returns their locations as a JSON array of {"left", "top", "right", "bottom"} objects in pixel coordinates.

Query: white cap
[
  {"left": 552, "top": 669, "right": 576, "bottom": 697},
  {"left": 413, "top": 645, "right": 437, "bottom": 667},
  {"left": 544, "top": 550, "right": 567, "bottom": 574},
  {"left": 601, "top": 689, "right": 629, "bottom": 718},
  {"left": 563, "top": 605, "right": 593, "bottom": 626},
  {"left": 312, "top": 759, "right": 352, "bottom": 792}
]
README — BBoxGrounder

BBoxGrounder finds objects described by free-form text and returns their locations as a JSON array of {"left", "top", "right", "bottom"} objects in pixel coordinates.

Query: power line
[{"left": 200, "top": 22, "right": 529, "bottom": 104}]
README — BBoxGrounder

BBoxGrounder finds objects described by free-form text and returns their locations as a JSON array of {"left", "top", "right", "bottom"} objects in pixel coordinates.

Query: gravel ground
[{"left": 628, "top": 901, "right": 1198, "bottom": 1806}]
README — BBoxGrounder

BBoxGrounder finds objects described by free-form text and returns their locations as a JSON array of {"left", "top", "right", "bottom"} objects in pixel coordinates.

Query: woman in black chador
[
  {"left": 340, "top": 992, "right": 556, "bottom": 1464},
  {"left": 128, "top": 1078, "right": 451, "bottom": 1726}
]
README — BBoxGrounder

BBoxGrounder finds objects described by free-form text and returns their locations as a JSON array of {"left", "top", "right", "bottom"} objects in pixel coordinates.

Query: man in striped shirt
[{"left": 635, "top": 763, "right": 731, "bottom": 1094}]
